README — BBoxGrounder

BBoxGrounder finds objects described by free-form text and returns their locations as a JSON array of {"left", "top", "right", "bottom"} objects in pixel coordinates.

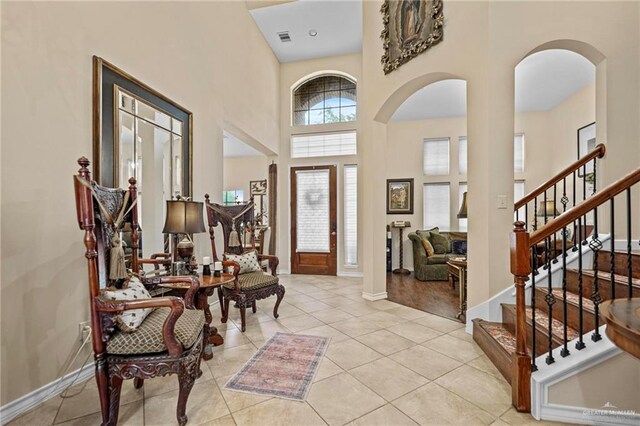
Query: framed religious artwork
[
  {"left": 380, "top": 0, "right": 445, "bottom": 74},
  {"left": 577, "top": 122, "right": 596, "bottom": 176},
  {"left": 387, "top": 178, "right": 414, "bottom": 214}
]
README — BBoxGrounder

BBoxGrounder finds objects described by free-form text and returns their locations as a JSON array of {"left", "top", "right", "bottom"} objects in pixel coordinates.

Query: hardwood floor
[{"left": 386, "top": 272, "right": 462, "bottom": 322}]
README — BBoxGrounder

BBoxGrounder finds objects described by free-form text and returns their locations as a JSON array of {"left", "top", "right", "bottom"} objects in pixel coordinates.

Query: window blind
[
  {"left": 295, "top": 170, "right": 330, "bottom": 252},
  {"left": 423, "top": 183, "right": 451, "bottom": 231},
  {"left": 514, "top": 134, "right": 525, "bottom": 173},
  {"left": 458, "top": 137, "right": 467, "bottom": 175},
  {"left": 291, "top": 131, "right": 356, "bottom": 158},
  {"left": 514, "top": 180, "right": 526, "bottom": 220},
  {"left": 423, "top": 138, "right": 450, "bottom": 176},
  {"left": 458, "top": 182, "right": 468, "bottom": 232},
  {"left": 344, "top": 165, "right": 358, "bottom": 266}
]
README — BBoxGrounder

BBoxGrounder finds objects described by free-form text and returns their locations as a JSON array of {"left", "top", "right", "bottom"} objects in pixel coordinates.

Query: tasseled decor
[
  {"left": 229, "top": 224, "right": 241, "bottom": 247},
  {"left": 109, "top": 233, "right": 128, "bottom": 280}
]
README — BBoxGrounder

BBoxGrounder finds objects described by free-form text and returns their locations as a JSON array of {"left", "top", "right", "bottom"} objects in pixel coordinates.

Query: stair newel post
[{"left": 511, "top": 221, "right": 532, "bottom": 412}]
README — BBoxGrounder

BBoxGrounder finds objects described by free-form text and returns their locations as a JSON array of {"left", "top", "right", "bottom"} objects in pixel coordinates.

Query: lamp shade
[
  {"left": 536, "top": 200, "right": 560, "bottom": 217},
  {"left": 162, "top": 200, "right": 206, "bottom": 234},
  {"left": 457, "top": 192, "right": 468, "bottom": 219}
]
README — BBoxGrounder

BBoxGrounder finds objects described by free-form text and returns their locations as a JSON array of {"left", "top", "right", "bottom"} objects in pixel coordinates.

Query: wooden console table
[{"left": 447, "top": 257, "right": 467, "bottom": 320}]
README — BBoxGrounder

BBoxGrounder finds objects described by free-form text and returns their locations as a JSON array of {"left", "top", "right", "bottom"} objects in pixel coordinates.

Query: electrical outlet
[{"left": 78, "top": 321, "right": 91, "bottom": 342}]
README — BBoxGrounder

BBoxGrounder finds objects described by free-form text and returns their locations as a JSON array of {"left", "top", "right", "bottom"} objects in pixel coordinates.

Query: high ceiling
[
  {"left": 223, "top": 131, "right": 265, "bottom": 157},
  {"left": 391, "top": 50, "right": 595, "bottom": 122},
  {"left": 249, "top": 0, "right": 362, "bottom": 63}
]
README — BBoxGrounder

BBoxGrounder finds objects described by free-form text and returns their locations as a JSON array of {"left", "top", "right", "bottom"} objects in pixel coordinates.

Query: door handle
[{"left": 331, "top": 231, "right": 337, "bottom": 236}]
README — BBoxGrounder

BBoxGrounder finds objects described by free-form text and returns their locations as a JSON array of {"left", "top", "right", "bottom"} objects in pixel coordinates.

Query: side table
[
  {"left": 159, "top": 273, "right": 235, "bottom": 360},
  {"left": 447, "top": 257, "right": 467, "bottom": 320}
]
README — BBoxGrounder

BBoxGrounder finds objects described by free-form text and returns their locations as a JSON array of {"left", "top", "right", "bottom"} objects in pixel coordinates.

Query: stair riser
[
  {"left": 597, "top": 250, "right": 640, "bottom": 279},
  {"left": 533, "top": 289, "right": 596, "bottom": 333},
  {"left": 472, "top": 320, "right": 513, "bottom": 385},
  {"left": 565, "top": 270, "right": 640, "bottom": 299},
  {"left": 502, "top": 304, "right": 564, "bottom": 358}
]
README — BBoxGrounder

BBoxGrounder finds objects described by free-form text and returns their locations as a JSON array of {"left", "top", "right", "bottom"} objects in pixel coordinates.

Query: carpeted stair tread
[
  {"left": 525, "top": 306, "right": 580, "bottom": 341},
  {"left": 476, "top": 320, "right": 518, "bottom": 355},
  {"left": 549, "top": 289, "right": 595, "bottom": 311},
  {"left": 569, "top": 268, "right": 640, "bottom": 287}
]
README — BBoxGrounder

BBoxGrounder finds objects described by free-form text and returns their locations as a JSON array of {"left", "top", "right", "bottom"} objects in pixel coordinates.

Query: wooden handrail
[
  {"left": 514, "top": 143, "right": 606, "bottom": 210},
  {"left": 528, "top": 167, "right": 640, "bottom": 246}
]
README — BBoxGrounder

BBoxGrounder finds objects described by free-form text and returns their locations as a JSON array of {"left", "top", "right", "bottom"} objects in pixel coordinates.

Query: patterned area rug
[{"left": 224, "top": 332, "right": 329, "bottom": 401}]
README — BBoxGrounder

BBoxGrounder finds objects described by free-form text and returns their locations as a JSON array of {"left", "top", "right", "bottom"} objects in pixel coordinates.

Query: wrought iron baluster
[
  {"left": 627, "top": 188, "right": 633, "bottom": 298},
  {"left": 610, "top": 198, "right": 615, "bottom": 300},
  {"left": 590, "top": 204, "right": 602, "bottom": 342},
  {"left": 561, "top": 225, "right": 570, "bottom": 357},
  {"left": 576, "top": 217, "right": 586, "bottom": 350},
  {"left": 546, "top": 234, "right": 555, "bottom": 365},
  {"left": 572, "top": 171, "right": 578, "bottom": 252},
  {"left": 553, "top": 185, "right": 559, "bottom": 264},
  {"left": 525, "top": 204, "right": 529, "bottom": 231},
  {"left": 533, "top": 197, "right": 538, "bottom": 231},
  {"left": 530, "top": 246, "right": 537, "bottom": 372}
]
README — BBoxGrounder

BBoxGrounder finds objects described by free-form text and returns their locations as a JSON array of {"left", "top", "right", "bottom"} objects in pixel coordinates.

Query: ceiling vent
[{"left": 277, "top": 31, "right": 291, "bottom": 42}]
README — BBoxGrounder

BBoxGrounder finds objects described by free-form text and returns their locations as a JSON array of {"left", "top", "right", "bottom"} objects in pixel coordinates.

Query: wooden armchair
[
  {"left": 74, "top": 157, "right": 205, "bottom": 426},
  {"left": 204, "top": 194, "right": 285, "bottom": 332}
]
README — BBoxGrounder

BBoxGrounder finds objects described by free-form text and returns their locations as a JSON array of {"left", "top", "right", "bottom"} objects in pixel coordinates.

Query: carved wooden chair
[
  {"left": 204, "top": 194, "right": 285, "bottom": 332},
  {"left": 74, "top": 157, "right": 205, "bottom": 426}
]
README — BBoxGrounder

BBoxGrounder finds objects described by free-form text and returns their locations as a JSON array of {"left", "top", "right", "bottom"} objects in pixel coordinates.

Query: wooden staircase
[{"left": 473, "top": 249, "right": 640, "bottom": 386}]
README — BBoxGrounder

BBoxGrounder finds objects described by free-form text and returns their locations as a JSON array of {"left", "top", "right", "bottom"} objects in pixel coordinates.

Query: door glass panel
[{"left": 296, "top": 169, "right": 330, "bottom": 252}]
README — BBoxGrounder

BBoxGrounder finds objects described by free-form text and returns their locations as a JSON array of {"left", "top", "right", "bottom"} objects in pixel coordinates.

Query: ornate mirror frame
[{"left": 92, "top": 56, "right": 193, "bottom": 196}]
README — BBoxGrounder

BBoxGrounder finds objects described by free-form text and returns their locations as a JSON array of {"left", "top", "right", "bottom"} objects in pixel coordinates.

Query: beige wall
[
  {"left": 223, "top": 156, "right": 270, "bottom": 199},
  {"left": 548, "top": 352, "right": 640, "bottom": 412},
  {"left": 0, "top": 1, "right": 279, "bottom": 404},
  {"left": 360, "top": 1, "right": 640, "bottom": 305},
  {"left": 386, "top": 83, "right": 595, "bottom": 270},
  {"left": 278, "top": 53, "right": 363, "bottom": 275}
]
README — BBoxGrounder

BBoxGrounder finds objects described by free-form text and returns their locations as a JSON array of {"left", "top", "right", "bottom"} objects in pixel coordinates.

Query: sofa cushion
[
  {"left": 451, "top": 240, "right": 468, "bottom": 255},
  {"left": 420, "top": 238, "right": 435, "bottom": 257},
  {"left": 101, "top": 276, "right": 153, "bottom": 332},
  {"left": 429, "top": 232, "right": 450, "bottom": 254},
  {"left": 106, "top": 307, "right": 204, "bottom": 355},
  {"left": 416, "top": 227, "right": 439, "bottom": 241}
]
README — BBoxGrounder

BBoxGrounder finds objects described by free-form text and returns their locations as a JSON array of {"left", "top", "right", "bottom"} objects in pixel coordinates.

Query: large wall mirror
[{"left": 93, "top": 56, "right": 192, "bottom": 257}]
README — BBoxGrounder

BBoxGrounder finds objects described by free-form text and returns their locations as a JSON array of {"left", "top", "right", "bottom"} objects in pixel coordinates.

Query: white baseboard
[
  {"left": 278, "top": 269, "right": 290, "bottom": 275},
  {"left": 613, "top": 239, "right": 640, "bottom": 252},
  {"left": 0, "top": 363, "right": 95, "bottom": 425},
  {"left": 337, "top": 271, "right": 363, "bottom": 278},
  {"left": 362, "top": 291, "right": 388, "bottom": 301},
  {"left": 539, "top": 403, "right": 640, "bottom": 426}
]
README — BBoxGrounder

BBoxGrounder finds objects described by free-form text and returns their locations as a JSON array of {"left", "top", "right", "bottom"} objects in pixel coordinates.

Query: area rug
[{"left": 224, "top": 332, "right": 329, "bottom": 401}]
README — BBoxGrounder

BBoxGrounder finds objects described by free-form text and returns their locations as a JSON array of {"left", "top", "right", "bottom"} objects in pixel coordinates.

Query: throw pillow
[
  {"left": 224, "top": 250, "right": 262, "bottom": 274},
  {"left": 101, "top": 276, "right": 153, "bottom": 332},
  {"left": 416, "top": 227, "right": 439, "bottom": 242},
  {"left": 451, "top": 240, "right": 468, "bottom": 255},
  {"left": 421, "top": 238, "right": 435, "bottom": 257},
  {"left": 429, "top": 232, "right": 450, "bottom": 254}
]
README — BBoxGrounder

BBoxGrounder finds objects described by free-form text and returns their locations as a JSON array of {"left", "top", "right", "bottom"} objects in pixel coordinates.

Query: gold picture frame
[
  {"left": 380, "top": 0, "right": 444, "bottom": 75},
  {"left": 387, "top": 178, "right": 414, "bottom": 214}
]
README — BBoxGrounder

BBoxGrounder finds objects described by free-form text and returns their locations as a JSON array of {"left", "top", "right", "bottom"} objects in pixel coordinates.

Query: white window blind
[
  {"left": 514, "top": 134, "right": 525, "bottom": 173},
  {"left": 458, "top": 183, "right": 468, "bottom": 232},
  {"left": 514, "top": 180, "right": 526, "bottom": 220},
  {"left": 344, "top": 165, "right": 358, "bottom": 266},
  {"left": 295, "top": 170, "right": 330, "bottom": 252},
  {"left": 459, "top": 137, "right": 467, "bottom": 175},
  {"left": 423, "top": 183, "right": 450, "bottom": 231},
  {"left": 291, "top": 131, "right": 356, "bottom": 158},
  {"left": 423, "top": 138, "right": 450, "bottom": 176}
]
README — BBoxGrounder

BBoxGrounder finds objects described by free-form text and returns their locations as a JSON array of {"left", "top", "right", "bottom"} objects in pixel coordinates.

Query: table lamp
[
  {"left": 163, "top": 199, "right": 206, "bottom": 274},
  {"left": 457, "top": 192, "right": 468, "bottom": 219}
]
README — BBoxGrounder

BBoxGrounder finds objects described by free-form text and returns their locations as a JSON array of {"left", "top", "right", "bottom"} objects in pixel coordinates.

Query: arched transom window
[{"left": 293, "top": 75, "right": 356, "bottom": 125}]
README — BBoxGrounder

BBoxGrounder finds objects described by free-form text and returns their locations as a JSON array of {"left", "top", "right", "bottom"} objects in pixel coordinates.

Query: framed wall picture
[
  {"left": 577, "top": 122, "right": 596, "bottom": 176},
  {"left": 380, "top": 0, "right": 444, "bottom": 74},
  {"left": 387, "top": 178, "right": 414, "bottom": 214},
  {"left": 250, "top": 179, "right": 267, "bottom": 195}
]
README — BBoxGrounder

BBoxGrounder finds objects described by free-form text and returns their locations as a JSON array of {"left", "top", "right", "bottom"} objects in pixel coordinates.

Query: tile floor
[{"left": 9, "top": 275, "right": 566, "bottom": 426}]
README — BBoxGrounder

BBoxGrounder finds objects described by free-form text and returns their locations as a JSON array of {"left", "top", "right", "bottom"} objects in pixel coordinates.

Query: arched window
[{"left": 293, "top": 75, "right": 356, "bottom": 125}]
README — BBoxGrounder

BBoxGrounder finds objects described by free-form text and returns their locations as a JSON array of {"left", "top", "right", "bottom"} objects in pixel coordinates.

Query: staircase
[{"left": 470, "top": 144, "right": 640, "bottom": 416}]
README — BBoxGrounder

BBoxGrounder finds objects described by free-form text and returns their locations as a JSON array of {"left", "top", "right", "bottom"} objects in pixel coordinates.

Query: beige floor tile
[
  {"left": 337, "top": 302, "right": 380, "bottom": 317},
  {"left": 56, "top": 400, "right": 143, "bottom": 426},
  {"left": 285, "top": 294, "right": 317, "bottom": 305},
  {"left": 310, "top": 308, "right": 356, "bottom": 324},
  {"left": 8, "top": 397, "right": 61, "bottom": 426},
  {"left": 330, "top": 317, "right": 383, "bottom": 337},
  {"left": 422, "top": 334, "right": 485, "bottom": 362},
  {"left": 499, "top": 407, "right": 571, "bottom": 425},
  {"left": 144, "top": 362, "right": 213, "bottom": 398},
  {"left": 144, "top": 378, "right": 230, "bottom": 426},
  {"left": 276, "top": 313, "right": 325, "bottom": 332},
  {"left": 490, "top": 419, "right": 511, "bottom": 426},
  {"left": 231, "top": 398, "right": 325, "bottom": 426},
  {"left": 385, "top": 306, "right": 430, "bottom": 320},
  {"left": 393, "top": 382, "right": 495, "bottom": 425},
  {"left": 300, "top": 325, "right": 351, "bottom": 343},
  {"left": 305, "top": 289, "right": 338, "bottom": 300},
  {"left": 206, "top": 343, "right": 259, "bottom": 379},
  {"left": 448, "top": 327, "right": 475, "bottom": 343},
  {"left": 54, "top": 378, "right": 142, "bottom": 424},
  {"left": 325, "top": 339, "right": 383, "bottom": 370},
  {"left": 217, "top": 327, "right": 253, "bottom": 350},
  {"left": 228, "top": 309, "right": 279, "bottom": 329},
  {"left": 321, "top": 295, "right": 360, "bottom": 308},
  {"left": 366, "top": 300, "right": 401, "bottom": 310},
  {"left": 269, "top": 302, "right": 306, "bottom": 318},
  {"left": 467, "top": 354, "right": 506, "bottom": 381},
  {"left": 386, "top": 322, "right": 443, "bottom": 343},
  {"left": 435, "top": 365, "right": 511, "bottom": 416},
  {"left": 307, "top": 373, "right": 385, "bottom": 425},
  {"left": 200, "top": 414, "right": 237, "bottom": 425},
  {"left": 349, "top": 358, "right": 429, "bottom": 401},
  {"left": 347, "top": 404, "right": 418, "bottom": 426},
  {"left": 355, "top": 329, "right": 416, "bottom": 355},
  {"left": 389, "top": 346, "right": 461, "bottom": 380},
  {"left": 242, "top": 320, "right": 291, "bottom": 344},
  {"left": 415, "top": 313, "right": 465, "bottom": 333},
  {"left": 312, "top": 357, "right": 344, "bottom": 383},
  {"left": 359, "top": 310, "right": 406, "bottom": 328},
  {"left": 217, "top": 374, "right": 272, "bottom": 413},
  {"left": 292, "top": 300, "right": 334, "bottom": 313}
]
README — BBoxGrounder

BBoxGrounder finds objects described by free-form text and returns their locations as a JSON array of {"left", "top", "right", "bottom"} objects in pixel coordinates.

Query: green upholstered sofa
[{"left": 408, "top": 229, "right": 467, "bottom": 281}]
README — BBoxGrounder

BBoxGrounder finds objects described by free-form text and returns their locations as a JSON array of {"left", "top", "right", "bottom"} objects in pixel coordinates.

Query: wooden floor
[{"left": 386, "top": 272, "right": 463, "bottom": 322}]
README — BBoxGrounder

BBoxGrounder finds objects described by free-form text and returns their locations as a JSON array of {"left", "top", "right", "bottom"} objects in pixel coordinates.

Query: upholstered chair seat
[
  {"left": 223, "top": 272, "right": 279, "bottom": 291},
  {"left": 107, "top": 308, "right": 205, "bottom": 355}
]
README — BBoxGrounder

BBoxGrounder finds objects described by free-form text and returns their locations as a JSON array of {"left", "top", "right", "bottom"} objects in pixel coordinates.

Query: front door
[{"left": 291, "top": 165, "right": 337, "bottom": 275}]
